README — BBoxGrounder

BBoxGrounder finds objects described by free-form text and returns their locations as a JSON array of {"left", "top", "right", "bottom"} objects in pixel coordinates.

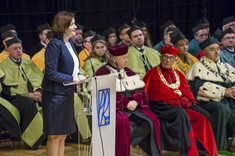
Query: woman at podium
[
  {"left": 41, "top": 11, "right": 86, "bottom": 156},
  {"left": 96, "top": 44, "right": 161, "bottom": 156}
]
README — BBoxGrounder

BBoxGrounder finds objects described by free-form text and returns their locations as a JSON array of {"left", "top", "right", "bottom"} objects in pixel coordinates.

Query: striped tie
[{"left": 19, "top": 65, "right": 28, "bottom": 82}]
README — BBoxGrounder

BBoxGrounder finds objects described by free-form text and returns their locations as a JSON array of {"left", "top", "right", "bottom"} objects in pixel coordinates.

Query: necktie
[{"left": 19, "top": 65, "right": 28, "bottom": 82}]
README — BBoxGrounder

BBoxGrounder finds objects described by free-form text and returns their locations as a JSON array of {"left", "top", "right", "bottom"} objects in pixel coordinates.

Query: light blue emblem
[{"left": 98, "top": 88, "right": 110, "bottom": 126}]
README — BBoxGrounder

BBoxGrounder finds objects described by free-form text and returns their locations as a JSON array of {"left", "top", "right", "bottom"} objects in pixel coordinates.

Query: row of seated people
[
  {"left": 1, "top": 16, "right": 235, "bottom": 69},
  {"left": 82, "top": 26, "right": 235, "bottom": 154},
  {"left": 0, "top": 23, "right": 234, "bottom": 155}
]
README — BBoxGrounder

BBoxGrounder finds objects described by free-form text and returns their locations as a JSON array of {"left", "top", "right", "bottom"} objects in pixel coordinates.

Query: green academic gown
[
  {"left": 186, "top": 56, "right": 235, "bottom": 150},
  {"left": 82, "top": 56, "right": 107, "bottom": 77},
  {"left": 0, "top": 57, "right": 45, "bottom": 149},
  {"left": 126, "top": 46, "right": 161, "bottom": 79}
]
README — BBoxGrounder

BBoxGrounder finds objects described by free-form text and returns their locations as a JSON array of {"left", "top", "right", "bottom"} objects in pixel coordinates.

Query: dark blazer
[{"left": 42, "top": 37, "right": 80, "bottom": 95}]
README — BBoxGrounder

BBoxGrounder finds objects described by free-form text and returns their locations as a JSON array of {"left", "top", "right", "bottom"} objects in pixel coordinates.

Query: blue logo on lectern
[{"left": 98, "top": 88, "right": 110, "bottom": 126}]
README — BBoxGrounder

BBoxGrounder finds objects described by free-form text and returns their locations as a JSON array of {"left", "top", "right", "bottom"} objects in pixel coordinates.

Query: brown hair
[
  {"left": 52, "top": 11, "right": 75, "bottom": 39},
  {"left": 144, "top": 28, "right": 153, "bottom": 48},
  {"left": 163, "top": 24, "right": 176, "bottom": 36},
  {"left": 90, "top": 40, "right": 110, "bottom": 62}
]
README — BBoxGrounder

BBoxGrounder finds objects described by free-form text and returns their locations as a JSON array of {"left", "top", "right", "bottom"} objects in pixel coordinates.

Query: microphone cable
[
  {"left": 112, "top": 55, "right": 129, "bottom": 156},
  {"left": 84, "top": 49, "right": 105, "bottom": 156}
]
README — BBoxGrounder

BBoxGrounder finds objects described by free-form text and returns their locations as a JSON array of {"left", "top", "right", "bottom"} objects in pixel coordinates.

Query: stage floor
[{"left": 0, "top": 140, "right": 180, "bottom": 156}]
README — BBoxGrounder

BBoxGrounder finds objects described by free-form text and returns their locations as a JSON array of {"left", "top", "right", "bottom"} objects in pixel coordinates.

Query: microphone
[
  {"left": 83, "top": 49, "right": 96, "bottom": 114},
  {"left": 110, "top": 54, "right": 122, "bottom": 79},
  {"left": 84, "top": 49, "right": 96, "bottom": 77}
]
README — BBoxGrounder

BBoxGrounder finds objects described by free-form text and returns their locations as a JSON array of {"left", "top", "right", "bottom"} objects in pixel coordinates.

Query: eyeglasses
[
  {"left": 162, "top": 55, "right": 176, "bottom": 61},
  {"left": 223, "top": 36, "right": 235, "bottom": 40}
]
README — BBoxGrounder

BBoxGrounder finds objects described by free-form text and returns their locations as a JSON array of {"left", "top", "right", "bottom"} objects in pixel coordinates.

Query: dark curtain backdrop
[{"left": 0, "top": 0, "right": 234, "bottom": 53}]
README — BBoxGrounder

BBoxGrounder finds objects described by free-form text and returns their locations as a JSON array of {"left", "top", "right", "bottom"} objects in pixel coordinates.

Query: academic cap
[
  {"left": 117, "top": 23, "right": 130, "bottom": 34},
  {"left": 36, "top": 23, "right": 51, "bottom": 33},
  {"left": 108, "top": 44, "right": 128, "bottom": 56},
  {"left": 199, "top": 37, "right": 218, "bottom": 50},
  {"left": 160, "top": 46, "right": 179, "bottom": 57},
  {"left": 170, "top": 32, "right": 186, "bottom": 45},
  {"left": 90, "top": 34, "right": 105, "bottom": 43},
  {"left": 160, "top": 20, "right": 174, "bottom": 30},
  {"left": 212, "top": 29, "right": 223, "bottom": 41},
  {"left": 192, "top": 24, "right": 206, "bottom": 34},
  {"left": 223, "top": 16, "right": 235, "bottom": 26},
  {"left": 220, "top": 28, "right": 235, "bottom": 38},
  {"left": 5, "top": 37, "right": 22, "bottom": 48},
  {"left": 82, "top": 30, "right": 96, "bottom": 39},
  {"left": 76, "top": 23, "right": 84, "bottom": 30},
  {"left": 102, "top": 27, "right": 116, "bottom": 37},
  {"left": 0, "top": 24, "right": 16, "bottom": 34},
  {"left": 1, "top": 31, "right": 17, "bottom": 40}
]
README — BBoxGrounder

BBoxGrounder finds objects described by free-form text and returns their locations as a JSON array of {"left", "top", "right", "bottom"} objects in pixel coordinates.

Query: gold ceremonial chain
[{"left": 156, "top": 66, "right": 182, "bottom": 96}]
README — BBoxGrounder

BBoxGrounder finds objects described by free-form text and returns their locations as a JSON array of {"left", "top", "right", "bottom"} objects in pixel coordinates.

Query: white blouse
[{"left": 65, "top": 41, "right": 79, "bottom": 77}]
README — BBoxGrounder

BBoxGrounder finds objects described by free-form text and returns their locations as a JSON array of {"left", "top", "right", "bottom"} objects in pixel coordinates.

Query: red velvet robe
[
  {"left": 143, "top": 65, "right": 217, "bottom": 156},
  {"left": 96, "top": 64, "right": 161, "bottom": 156}
]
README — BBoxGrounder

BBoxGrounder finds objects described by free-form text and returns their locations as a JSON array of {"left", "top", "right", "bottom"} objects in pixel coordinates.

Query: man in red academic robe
[
  {"left": 143, "top": 46, "right": 217, "bottom": 156},
  {"left": 96, "top": 44, "right": 161, "bottom": 156}
]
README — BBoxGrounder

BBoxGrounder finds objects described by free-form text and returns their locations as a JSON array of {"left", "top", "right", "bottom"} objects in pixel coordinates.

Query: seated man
[
  {"left": 0, "top": 27, "right": 30, "bottom": 63},
  {"left": 117, "top": 23, "right": 131, "bottom": 46},
  {"left": 188, "top": 24, "right": 208, "bottom": 57},
  {"left": 79, "top": 30, "right": 96, "bottom": 67},
  {"left": 96, "top": 44, "right": 161, "bottom": 156},
  {"left": 0, "top": 68, "right": 21, "bottom": 142},
  {"left": 143, "top": 46, "right": 217, "bottom": 156},
  {"left": 32, "top": 31, "right": 53, "bottom": 71},
  {"left": 0, "top": 37, "right": 45, "bottom": 149},
  {"left": 220, "top": 28, "right": 235, "bottom": 68},
  {"left": 186, "top": 37, "right": 235, "bottom": 152},
  {"left": 30, "top": 23, "right": 51, "bottom": 58},
  {"left": 126, "top": 25, "right": 161, "bottom": 79}
]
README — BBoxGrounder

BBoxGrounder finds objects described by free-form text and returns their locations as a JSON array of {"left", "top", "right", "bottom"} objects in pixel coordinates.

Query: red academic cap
[
  {"left": 108, "top": 44, "right": 128, "bottom": 56},
  {"left": 160, "top": 46, "right": 179, "bottom": 57}
]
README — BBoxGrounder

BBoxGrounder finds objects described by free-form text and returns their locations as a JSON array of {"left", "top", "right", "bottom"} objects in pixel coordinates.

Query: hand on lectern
[{"left": 73, "top": 74, "right": 86, "bottom": 82}]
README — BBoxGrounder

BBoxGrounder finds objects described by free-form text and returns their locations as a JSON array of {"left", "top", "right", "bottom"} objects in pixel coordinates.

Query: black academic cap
[
  {"left": 36, "top": 23, "right": 51, "bottom": 33},
  {"left": 117, "top": 23, "right": 130, "bottom": 34},
  {"left": 102, "top": 27, "right": 116, "bottom": 37},
  {"left": 0, "top": 23, "right": 16, "bottom": 34},
  {"left": 212, "top": 28, "right": 223, "bottom": 41},
  {"left": 126, "top": 25, "right": 142, "bottom": 37},
  {"left": 199, "top": 37, "right": 218, "bottom": 50},
  {"left": 167, "top": 27, "right": 181, "bottom": 33},
  {"left": 1, "top": 31, "right": 17, "bottom": 40},
  {"left": 82, "top": 30, "right": 96, "bottom": 39},
  {"left": 160, "top": 20, "right": 175, "bottom": 30},
  {"left": 220, "top": 28, "right": 235, "bottom": 38},
  {"left": 223, "top": 16, "right": 235, "bottom": 26},
  {"left": 192, "top": 24, "right": 206, "bottom": 34},
  {"left": 5, "top": 37, "right": 22, "bottom": 48},
  {"left": 76, "top": 23, "right": 84, "bottom": 30},
  {"left": 170, "top": 32, "right": 185, "bottom": 45},
  {"left": 46, "top": 31, "right": 53, "bottom": 40},
  {"left": 90, "top": 34, "right": 105, "bottom": 43},
  {"left": 137, "top": 21, "right": 147, "bottom": 28}
]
